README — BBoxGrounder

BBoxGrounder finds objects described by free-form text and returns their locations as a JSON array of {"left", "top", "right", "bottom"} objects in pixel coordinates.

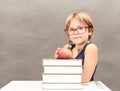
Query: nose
[{"left": 74, "top": 29, "right": 78, "bottom": 34}]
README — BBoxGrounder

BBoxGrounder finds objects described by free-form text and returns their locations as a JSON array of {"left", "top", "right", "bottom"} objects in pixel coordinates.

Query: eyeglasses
[{"left": 64, "top": 26, "right": 89, "bottom": 35}]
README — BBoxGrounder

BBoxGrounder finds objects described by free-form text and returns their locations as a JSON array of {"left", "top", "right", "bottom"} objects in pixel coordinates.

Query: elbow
[
  {"left": 82, "top": 73, "right": 93, "bottom": 83},
  {"left": 82, "top": 78, "right": 90, "bottom": 83}
]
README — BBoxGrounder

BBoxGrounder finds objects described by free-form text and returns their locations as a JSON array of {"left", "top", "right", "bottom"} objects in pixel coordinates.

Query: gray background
[{"left": 0, "top": 0, "right": 120, "bottom": 91}]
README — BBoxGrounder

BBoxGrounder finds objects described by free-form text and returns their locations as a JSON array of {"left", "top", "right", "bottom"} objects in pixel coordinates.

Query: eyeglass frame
[{"left": 64, "top": 26, "right": 89, "bottom": 35}]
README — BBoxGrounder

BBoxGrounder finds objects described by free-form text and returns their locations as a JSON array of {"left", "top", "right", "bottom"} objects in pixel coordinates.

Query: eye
[
  {"left": 78, "top": 27, "right": 83, "bottom": 30},
  {"left": 69, "top": 28, "right": 75, "bottom": 31}
]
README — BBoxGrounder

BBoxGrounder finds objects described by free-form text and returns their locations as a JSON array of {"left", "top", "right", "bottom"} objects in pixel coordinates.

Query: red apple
[{"left": 57, "top": 48, "right": 70, "bottom": 59}]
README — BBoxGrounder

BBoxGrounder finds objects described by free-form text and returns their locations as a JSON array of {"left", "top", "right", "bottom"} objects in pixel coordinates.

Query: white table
[{"left": 0, "top": 81, "right": 111, "bottom": 91}]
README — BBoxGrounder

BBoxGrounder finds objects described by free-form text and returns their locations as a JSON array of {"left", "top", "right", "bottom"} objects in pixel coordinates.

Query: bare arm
[{"left": 82, "top": 44, "right": 98, "bottom": 83}]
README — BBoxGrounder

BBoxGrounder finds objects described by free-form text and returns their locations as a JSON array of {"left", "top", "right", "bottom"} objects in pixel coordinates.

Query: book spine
[
  {"left": 42, "top": 74, "right": 82, "bottom": 83},
  {"left": 43, "top": 66, "right": 82, "bottom": 74},
  {"left": 43, "top": 59, "right": 82, "bottom": 66}
]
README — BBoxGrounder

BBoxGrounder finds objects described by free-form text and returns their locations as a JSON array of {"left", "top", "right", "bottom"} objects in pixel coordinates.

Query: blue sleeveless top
[{"left": 75, "top": 43, "right": 97, "bottom": 81}]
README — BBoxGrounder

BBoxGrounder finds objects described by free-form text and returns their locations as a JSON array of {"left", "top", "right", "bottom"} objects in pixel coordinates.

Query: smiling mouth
[{"left": 73, "top": 36, "right": 82, "bottom": 39}]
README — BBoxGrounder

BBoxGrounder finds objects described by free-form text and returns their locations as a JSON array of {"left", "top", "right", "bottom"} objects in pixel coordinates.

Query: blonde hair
[{"left": 65, "top": 12, "right": 94, "bottom": 40}]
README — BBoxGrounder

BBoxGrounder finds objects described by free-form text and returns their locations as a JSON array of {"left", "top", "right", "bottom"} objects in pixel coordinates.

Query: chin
[{"left": 73, "top": 40, "right": 83, "bottom": 44}]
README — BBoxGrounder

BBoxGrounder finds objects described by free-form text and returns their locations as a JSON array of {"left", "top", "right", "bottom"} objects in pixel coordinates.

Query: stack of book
[{"left": 42, "top": 59, "right": 83, "bottom": 90}]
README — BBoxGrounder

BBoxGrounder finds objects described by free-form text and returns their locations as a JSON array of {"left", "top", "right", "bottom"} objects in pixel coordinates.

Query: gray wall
[{"left": 0, "top": 0, "right": 120, "bottom": 90}]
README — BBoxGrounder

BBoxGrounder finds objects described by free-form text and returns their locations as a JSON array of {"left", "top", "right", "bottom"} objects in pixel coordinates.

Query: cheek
[
  {"left": 68, "top": 35, "right": 75, "bottom": 40},
  {"left": 83, "top": 33, "right": 89, "bottom": 39}
]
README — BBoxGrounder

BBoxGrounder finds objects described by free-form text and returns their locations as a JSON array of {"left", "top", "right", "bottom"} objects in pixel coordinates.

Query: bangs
[{"left": 66, "top": 12, "right": 89, "bottom": 30}]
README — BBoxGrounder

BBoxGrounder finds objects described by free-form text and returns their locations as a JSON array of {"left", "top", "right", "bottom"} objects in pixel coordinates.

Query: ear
[
  {"left": 88, "top": 29, "right": 92, "bottom": 36},
  {"left": 88, "top": 32, "right": 92, "bottom": 36}
]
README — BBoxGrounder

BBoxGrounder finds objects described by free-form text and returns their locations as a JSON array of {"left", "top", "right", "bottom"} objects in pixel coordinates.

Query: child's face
[{"left": 68, "top": 18, "right": 91, "bottom": 45}]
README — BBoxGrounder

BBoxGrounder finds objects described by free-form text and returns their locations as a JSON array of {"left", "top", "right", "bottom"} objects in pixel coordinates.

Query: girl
[{"left": 55, "top": 12, "right": 98, "bottom": 83}]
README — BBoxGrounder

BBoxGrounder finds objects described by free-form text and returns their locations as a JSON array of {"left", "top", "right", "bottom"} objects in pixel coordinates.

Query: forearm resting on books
[
  {"left": 82, "top": 66, "right": 96, "bottom": 83},
  {"left": 82, "top": 74, "right": 91, "bottom": 83}
]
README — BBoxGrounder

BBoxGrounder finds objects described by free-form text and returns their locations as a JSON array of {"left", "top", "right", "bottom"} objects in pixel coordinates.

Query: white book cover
[
  {"left": 43, "top": 59, "right": 82, "bottom": 66},
  {"left": 42, "top": 74, "right": 82, "bottom": 83},
  {"left": 42, "top": 83, "right": 82, "bottom": 90},
  {"left": 43, "top": 66, "right": 82, "bottom": 74}
]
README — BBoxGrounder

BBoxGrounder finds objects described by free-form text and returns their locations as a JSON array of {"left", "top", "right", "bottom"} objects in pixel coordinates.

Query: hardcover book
[
  {"left": 43, "top": 59, "right": 82, "bottom": 66},
  {"left": 42, "top": 59, "right": 82, "bottom": 90},
  {"left": 44, "top": 66, "right": 82, "bottom": 74},
  {"left": 43, "top": 74, "right": 82, "bottom": 83}
]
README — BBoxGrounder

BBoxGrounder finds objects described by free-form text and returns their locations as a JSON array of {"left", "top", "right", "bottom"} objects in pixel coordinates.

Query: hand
[
  {"left": 54, "top": 48, "right": 61, "bottom": 59},
  {"left": 54, "top": 48, "right": 72, "bottom": 59}
]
